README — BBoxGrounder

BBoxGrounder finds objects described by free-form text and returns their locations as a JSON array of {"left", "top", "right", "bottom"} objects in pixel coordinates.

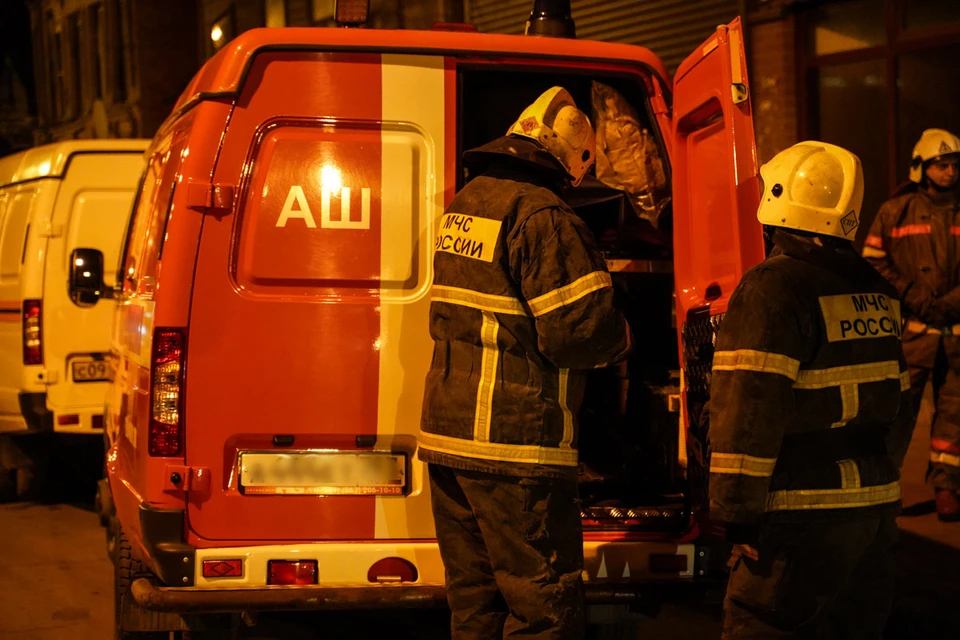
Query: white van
[{"left": 0, "top": 140, "right": 148, "bottom": 498}]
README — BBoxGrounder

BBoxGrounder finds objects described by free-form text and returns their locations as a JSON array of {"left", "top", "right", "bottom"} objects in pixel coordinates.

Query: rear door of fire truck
[
  {"left": 184, "top": 50, "right": 451, "bottom": 548},
  {"left": 670, "top": 18, "right": 765, "bottom": 510}
]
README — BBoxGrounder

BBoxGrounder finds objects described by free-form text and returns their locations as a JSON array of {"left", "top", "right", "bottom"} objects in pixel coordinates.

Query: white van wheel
[{"left": 0, "top": 466, "right": 15, "bottom": 502}]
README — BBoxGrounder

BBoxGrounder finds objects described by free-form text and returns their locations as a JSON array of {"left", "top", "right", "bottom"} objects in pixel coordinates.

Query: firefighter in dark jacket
[
  {"left": 709, "top": 141, "right": 914, "bottom": 639},
  {"left": 863, "top": 128, "right": 960, "bottom": 521},
  {"left": 418, "top": 86, "right": 632, "bottom": 639}
]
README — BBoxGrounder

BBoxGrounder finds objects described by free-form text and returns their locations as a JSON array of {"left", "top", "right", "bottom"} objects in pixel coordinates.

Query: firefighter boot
[{"left": 935, "top": 489, "right": 960, "bottom": 522}]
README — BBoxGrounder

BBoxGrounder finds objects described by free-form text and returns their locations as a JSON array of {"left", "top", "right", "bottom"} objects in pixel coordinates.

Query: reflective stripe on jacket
[
  {"left": 708, "top": 231, "right": 913, "bottom": 524},
  {"left": 419, "top": 168, "right": 632, "bottom": 476}
]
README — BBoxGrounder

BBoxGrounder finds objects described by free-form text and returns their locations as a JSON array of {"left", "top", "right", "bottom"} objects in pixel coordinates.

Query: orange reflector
[
  {"left": 267, "top": 560, "right": 317, "bottom": 585},
  {"left": 57, "top": 414, "right": 80, "bottom": 426},
  {"left": 367, "top": 557, "right": 418, "bottom": 583},
  {"left": 202, "top": 559, "right": 243, "bottom": 578},
  {"left": 649, "top": 553, "right": 689, "bottom": 573}
]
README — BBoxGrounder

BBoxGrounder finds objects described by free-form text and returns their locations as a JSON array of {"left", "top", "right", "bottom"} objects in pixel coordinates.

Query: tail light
[
  {"left": 149, "top": 328, "right": 185, "bottom": 457},
  {"left": 22, "top": 299, "right": 42, "bottom": 365},
  {"left": 367, "top": 557, "right": 418, "bottom": 583},
  {"left": 267, "top": 560, "right": 317, "bottom": 585}
]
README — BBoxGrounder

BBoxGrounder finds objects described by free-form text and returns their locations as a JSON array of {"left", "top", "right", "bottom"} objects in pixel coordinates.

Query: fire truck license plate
[
  {"left": 71, "top": 358, "right": 111, "bottom": 382},
  {"left": 238, "top": 451, "right": 406, "bottom": 496}
]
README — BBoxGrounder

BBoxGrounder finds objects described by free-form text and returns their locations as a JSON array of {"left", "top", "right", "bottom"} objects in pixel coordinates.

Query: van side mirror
[{"left": 69, "top": 248, "right": 108, "bottom": 306}]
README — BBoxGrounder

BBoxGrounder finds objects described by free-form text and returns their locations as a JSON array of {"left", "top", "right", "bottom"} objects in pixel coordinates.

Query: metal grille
[
  {"left": 680, "top": 307, "right": 725, "bottom": 508},
  {"left": 464, "top": 0, "right": 742, "bottom": 72}
]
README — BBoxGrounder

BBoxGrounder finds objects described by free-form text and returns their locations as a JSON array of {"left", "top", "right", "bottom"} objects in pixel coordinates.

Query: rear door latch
[
  {"left": 186, "top": 181, "right": 235, "bottom": 215},
  {"left": 164, "top": 465, "right": 212, "bottom": 495}
]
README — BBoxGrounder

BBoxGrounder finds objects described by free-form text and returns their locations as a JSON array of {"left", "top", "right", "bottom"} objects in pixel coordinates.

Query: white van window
[{"left": 0, "top": 190, "right": 36, "bottom": 280}]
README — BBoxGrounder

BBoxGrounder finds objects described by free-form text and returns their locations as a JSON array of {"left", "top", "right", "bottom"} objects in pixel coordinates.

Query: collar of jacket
[
  {"left": 482, "top": 165, "right": 566, "bottom": 196},
  {"left": 919, "top": 183, "right": 960, "bottom": 208},
  {"left": 770, "top": 229, "right": 879, "bottom": 281}
]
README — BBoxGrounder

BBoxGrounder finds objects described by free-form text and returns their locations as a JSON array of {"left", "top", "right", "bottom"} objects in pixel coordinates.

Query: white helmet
[
  {"left": 909, "top": 128, "right": 960, "bottom": 183},
  {"left": 757, "top": 141, "right": 864, "bottom": 242},
  {"left": 508, "top": 87, "right": 596, "bottom": 186}
]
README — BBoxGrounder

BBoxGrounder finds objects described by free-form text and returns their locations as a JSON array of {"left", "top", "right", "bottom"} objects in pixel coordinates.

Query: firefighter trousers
[
  {"left": 428, "top": 463, "right": 585, "bottom": 640},
  {"left": 722, "top": 515, "right": 898, "bottom": 639},
  {"left": 904, "top": 334, "right": 960, "bottom": 490}
]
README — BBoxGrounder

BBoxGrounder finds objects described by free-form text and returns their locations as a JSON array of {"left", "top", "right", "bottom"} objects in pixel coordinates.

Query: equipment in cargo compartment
[{"left": 591, "top": 81, "right": 670, "bottom": 228}]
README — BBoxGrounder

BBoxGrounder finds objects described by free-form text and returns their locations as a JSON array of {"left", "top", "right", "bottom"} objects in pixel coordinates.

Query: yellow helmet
[
  {"left": 909, "top": 128, "right": 960, "bottom": 183},
  {"left": 508, "top": 87, "right": 596, "bottom": 186},
  {"left": 757, "top": 141, "right": 864, "bottom": 242}
]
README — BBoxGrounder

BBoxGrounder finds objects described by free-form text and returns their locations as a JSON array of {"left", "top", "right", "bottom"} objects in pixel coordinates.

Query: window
[
  {"left": 209, "top": 7, "right": 236, "bottom": 55},
  {"left": 808, "top": 0, "right": 885, "bottom": 55},
  {"left": 90, "top": 3, "right": 104, "bottom": 100},
  {"left": 121, "top": 159, "right": 162, "bottom": 293},
  {"left": 801, "top": 0, "right": 960, "bottom": 243},
  {"left": 904, "top": 0, "right": 960, "bottom": 32},
  {"left": 66, "top": 12, "right": 82, "bottom": 119},
  {"left": 46, "top": 11, "right": 65, "bottom": 122},
  {"left": 106, "top": 0, "right": 128, "bottom": 104},
  {"left": 311, "top": 0, "right": 335, "bottom": 26},
  {"left": 265, "top": 0, "right": 286, "bottom": 27}
]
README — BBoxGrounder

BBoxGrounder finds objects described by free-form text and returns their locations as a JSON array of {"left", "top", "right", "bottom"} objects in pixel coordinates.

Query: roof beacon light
[{"left": 525, "top": 0, "right": 576, "bottom": 39}]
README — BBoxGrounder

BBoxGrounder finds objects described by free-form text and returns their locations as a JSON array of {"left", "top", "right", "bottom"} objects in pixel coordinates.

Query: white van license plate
[
  {"left": 239, "top": 451, "right": 406, "bottom": 496},
  {"left": 71, "top": 359, "right": 111, "bottom": 382}
]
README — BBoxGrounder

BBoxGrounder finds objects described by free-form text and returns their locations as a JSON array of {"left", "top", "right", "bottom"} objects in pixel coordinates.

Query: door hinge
[
  {"left": 38, "top": 223, "right": 63, "bottom": 238},
  {"left": 186, "top": 181, "right": 235, "bottom": 214},
  {"left": 164, "top": 465, "right": 212, "bottom": 495},
  {"left": 650, "top": 94, "right": 669, "bottom": 116},
  {"left": 728, "top": 27, "right": 748, "bottom": 105}
]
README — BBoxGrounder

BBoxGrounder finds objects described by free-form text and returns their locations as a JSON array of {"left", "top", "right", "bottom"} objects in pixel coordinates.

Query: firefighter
[
  {"left": 709, "top": 141, "right": 914, "bottom": 639},
  {"left": 419, "top": 86, "right": 632, "bottom": 639},
  {"left": 863, "top": 128, "right": 960, "bottom": 521}
]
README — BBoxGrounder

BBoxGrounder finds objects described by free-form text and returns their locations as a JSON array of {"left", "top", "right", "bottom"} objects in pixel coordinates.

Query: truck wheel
[
  {"left": 106, "top": 514, "right": 119, "bottom": 565},
  {"left": 115, "top": 526, "right": 166, "bottom": 640},
  {"left": 97, "top": 477, "right": 115, "bottom": 526}
]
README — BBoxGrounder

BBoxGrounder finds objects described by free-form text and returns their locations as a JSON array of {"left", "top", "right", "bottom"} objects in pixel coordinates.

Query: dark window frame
[{"left": 798, "top": 0, "right": 960, "bottom": 193}]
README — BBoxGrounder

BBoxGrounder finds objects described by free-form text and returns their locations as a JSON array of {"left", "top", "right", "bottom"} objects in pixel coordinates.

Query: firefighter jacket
[
  {"left": 419, "top": 167, "right": 633, "bottom": 478},
  {"left": 708, "top": 230, "right": 913, "bottom": 529},
  {"left": 863, "top": 186, "right": 960, "bottom": 325}
]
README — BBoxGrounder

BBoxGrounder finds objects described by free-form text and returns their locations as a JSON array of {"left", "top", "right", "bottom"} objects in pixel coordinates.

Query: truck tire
[{"left": 115, "top": 526, "right": 166, "bottom": 640}]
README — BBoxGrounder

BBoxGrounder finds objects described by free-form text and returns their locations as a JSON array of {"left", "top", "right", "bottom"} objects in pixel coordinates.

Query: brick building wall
[
  {"left": 29, "top": 0, "right": 199, "bottom": 143},
  {"left": 746, "top": 0, "right": 799, "bottom": 165}
]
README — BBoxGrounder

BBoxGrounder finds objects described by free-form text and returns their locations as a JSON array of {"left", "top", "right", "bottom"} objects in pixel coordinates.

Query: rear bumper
[
  {"left": 130, "top": 578, "right": 687, "bottom": 613},
  {"left": 131, "top": 579, "right": 447, "bottom": 612},
  {"left": 5, "top": 392, "right": 104, "bottom": 435}
]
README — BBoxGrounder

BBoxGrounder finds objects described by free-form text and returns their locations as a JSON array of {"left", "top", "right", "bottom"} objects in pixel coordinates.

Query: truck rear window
[{"left": 235, "top": 119, "right": 432, "bottom": 300}]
